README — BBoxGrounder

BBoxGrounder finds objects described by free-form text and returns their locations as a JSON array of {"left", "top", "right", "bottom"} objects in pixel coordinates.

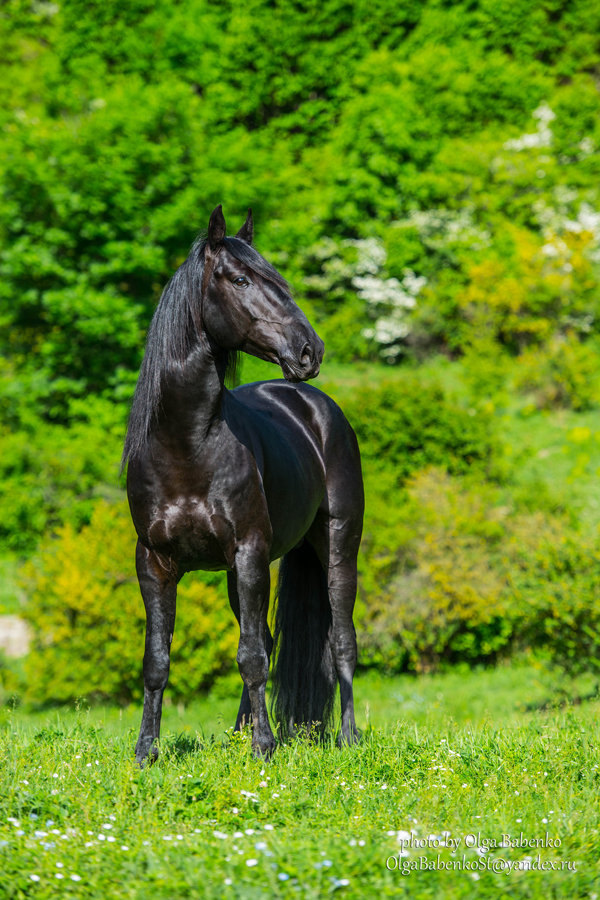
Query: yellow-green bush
[
  {"left": 513, "top": 334, "right": 600, "bottom": 411},
  {"left": 358, "top": 467, "right": 600, "bottom": 674},
  {"left": 21, "top": 502, "right": 238, "bottom": 705},
  {"left": 507, "top": 520, "right": 600, "bottom": 675},
  {"left": 358, "top": 468, "right": 513, "bottom": 672}
]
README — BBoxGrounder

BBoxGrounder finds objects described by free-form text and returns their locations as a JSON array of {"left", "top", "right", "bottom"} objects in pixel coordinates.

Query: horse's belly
[{"left": 264, "top": 464, "right": 325, "bottom": 561}]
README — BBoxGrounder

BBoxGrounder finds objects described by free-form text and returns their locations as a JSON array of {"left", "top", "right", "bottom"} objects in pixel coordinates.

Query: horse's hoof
[
  {"left": 252, "top": 739, "right": 276, "bottom": 760},
  {"left": 135, "top": 742, "right": 159, "bottom": 768}
]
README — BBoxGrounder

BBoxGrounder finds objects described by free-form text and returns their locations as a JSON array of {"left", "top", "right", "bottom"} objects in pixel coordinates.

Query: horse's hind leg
[
  {"left": 227, "top": 571, "right": 273, "bottom": 732},
  {"left": 134, "top": 541, "right": 177, "bottom": 766},
  {"left": 309, "top": 511, "right": 363, "bottom": 745}
]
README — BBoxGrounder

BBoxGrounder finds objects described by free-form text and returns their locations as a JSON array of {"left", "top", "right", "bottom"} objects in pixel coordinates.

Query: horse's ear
[
  {"left": 236, "top": 208, "right": 253, "bottom": 244},
  {"left": 208, "top": 204, "right": 226, "bottom": 250}
]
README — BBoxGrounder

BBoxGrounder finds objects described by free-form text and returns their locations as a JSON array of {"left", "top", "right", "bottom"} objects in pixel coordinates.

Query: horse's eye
[{"left": 233, "top": 275, "right": 249, "bottom": 287}]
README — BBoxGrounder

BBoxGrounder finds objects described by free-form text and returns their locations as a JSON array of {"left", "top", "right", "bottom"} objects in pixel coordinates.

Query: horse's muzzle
[{"left": 281, "top": 335, "right": 324, "bottom": 382}]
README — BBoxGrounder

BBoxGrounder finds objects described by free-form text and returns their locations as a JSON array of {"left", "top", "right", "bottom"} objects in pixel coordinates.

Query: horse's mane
[{"left": 121, "top": 235, "right": 289, "bottom": 470}]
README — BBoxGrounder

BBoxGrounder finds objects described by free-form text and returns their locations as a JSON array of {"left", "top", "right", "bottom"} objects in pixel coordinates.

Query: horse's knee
[
  {"left": 143, "top": 649, "right": 170, "bottom": 692},
  {"left": 237, "top": 640, "right": 268, "bottom": 686}
]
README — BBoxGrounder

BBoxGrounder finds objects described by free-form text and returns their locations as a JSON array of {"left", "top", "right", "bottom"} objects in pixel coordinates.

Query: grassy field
[
  {"left": 1, "top": 664, "right": 598, "bottom": 899},
  {"left": 2, "top": 356, "right": 599, "bottom": 897}
]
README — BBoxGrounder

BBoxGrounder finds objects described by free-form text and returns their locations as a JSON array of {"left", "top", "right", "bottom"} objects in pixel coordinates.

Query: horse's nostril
[{"left": 300, "top": 343, "right": 312, "bottom": 369}]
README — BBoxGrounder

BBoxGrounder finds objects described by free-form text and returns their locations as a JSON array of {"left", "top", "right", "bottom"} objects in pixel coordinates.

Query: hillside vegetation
[{"left": 1, "top": 0, "right": 600, "bottom": 705}]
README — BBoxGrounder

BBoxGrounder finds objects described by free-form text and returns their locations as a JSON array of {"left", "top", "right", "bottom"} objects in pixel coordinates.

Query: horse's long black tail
[{"left": 271, "top": 540, "right": 336, "bottom": 740}]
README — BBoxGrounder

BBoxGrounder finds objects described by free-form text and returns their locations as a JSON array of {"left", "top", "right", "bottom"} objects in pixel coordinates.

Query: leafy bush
[
  {"left": 357, "top": 467, "right": 600, "bottom": 675},
  {"left": 0, "top": 397, "right": 126, "bottom": 554},
  {"left": 357, "top": 469, "right": 515, "bottom": 672},
  {"left": 513, "top": 334, "right": 600, "bottom": 411},
  {"left": 21, "top": 501, "right": 237, "bottom": 705},
  {"left": 344, "top": 375, "right": 500, "bottom": 484},
  {"left": 507, "top": 521, "right": 600, "bottom": 676}
]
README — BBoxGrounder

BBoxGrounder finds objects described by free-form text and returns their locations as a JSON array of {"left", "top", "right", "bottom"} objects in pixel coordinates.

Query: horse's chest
[{"left": 146, "top": 498, "right": 235, "bottom": 571}]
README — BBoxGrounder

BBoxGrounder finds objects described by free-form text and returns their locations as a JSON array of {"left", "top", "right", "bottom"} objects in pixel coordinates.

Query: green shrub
[
  {"left": 513, "top": 334, "right": 600, "bottom": 411},
  {"left": 357, "top": 467, "right": 600, "bottom": 675},
  {"left": 344, "top": 375, "right": 500, "bottom": 484},
  {"left": 357, "top": 468, "right": 515, "bottom": 672},
  {"left": 507, "top": 523, "right": 600, "bottom": 676},
  {"left": 21, "top": 501, "right": 237, "bottom": 706},
  {"left": 0, "top": 398, "right": 126, "bottom": 554}
]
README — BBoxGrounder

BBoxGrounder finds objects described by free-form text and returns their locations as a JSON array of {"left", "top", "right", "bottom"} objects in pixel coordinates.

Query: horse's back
[
  {"left": 230, "top": 379, "right": 363, "bottom": 521},
  {"left": 230, "top": 379, "right": 358, "bottom": 461}
]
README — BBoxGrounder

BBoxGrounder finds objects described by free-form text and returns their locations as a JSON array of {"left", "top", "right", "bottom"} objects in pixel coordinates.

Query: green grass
[{"left": 1, "top": 665, "right": 598, "bottom": 898}]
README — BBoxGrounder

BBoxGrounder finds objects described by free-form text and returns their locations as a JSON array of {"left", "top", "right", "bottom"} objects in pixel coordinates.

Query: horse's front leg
[
  {"left": 234, "top": 542, "right": 276, "bottom": 758},
  {"left": 134, "top": 540, "right": 177, "bottom": 766},
  {"left": 227, "top": 571, "right": 274, "bottom": 732}
]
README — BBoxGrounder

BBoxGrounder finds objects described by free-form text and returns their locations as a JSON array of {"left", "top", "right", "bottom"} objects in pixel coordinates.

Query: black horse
[{"left": 122, "top": 206, "right": 364, "bottom": 763}]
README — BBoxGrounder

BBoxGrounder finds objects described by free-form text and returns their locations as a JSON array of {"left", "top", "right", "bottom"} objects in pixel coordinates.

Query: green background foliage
[{"left": 1, "top": 0, "right": 600, "bottom": 706}]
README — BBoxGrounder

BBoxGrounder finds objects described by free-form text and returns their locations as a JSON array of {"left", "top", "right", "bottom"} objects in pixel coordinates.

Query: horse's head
[{"left": 201, "top": 205, "right": 324, "bottom": 382}]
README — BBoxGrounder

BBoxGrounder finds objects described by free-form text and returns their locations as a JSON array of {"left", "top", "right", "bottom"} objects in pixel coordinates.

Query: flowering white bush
[{"left": 503, "top": 103, "right": 555, "bottom": 151}]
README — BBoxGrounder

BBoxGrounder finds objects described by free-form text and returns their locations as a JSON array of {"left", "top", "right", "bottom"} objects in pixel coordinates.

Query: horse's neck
[{"left": 158, "top": 344, "right": 226, "bottom": 447}]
